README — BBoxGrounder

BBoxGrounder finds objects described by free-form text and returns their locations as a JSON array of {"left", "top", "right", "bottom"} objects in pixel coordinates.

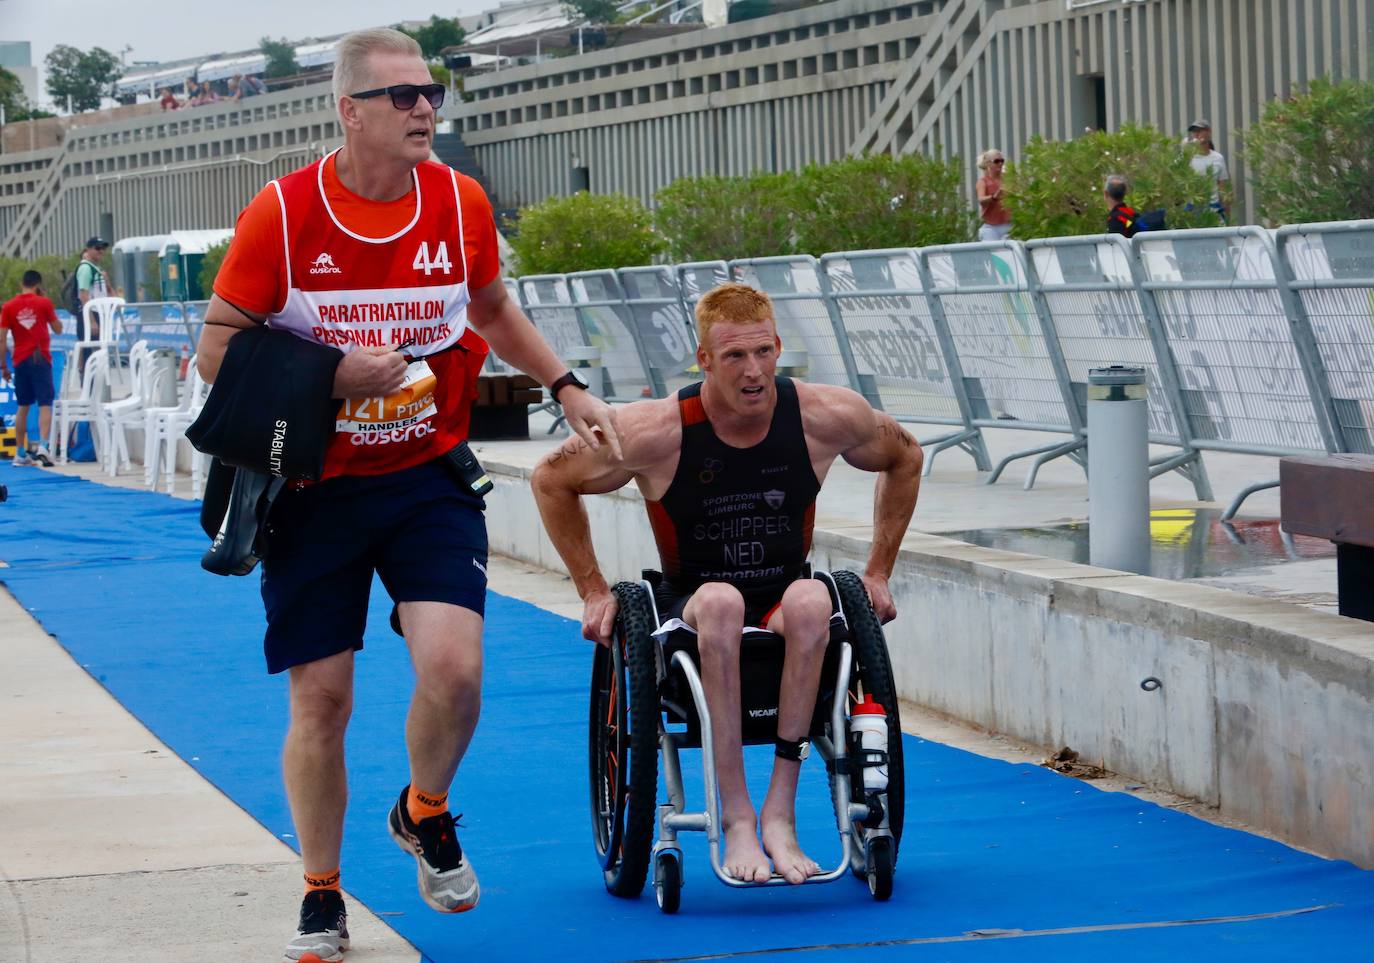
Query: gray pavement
[{"left": 0, "top": 412, "right": 1337, "bottom": 959}]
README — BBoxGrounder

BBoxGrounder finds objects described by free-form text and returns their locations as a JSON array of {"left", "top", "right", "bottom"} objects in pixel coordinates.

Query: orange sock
[
  {"left": 407, "top": 786, "right": 449, "bottom": 824},
  {"left": 304, "top": 869, "right": 341, "bottom": 894}
]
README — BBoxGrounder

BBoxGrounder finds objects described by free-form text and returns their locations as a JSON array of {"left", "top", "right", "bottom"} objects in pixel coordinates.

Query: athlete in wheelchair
[{"left": 532, "top": 283, "right": 923, "bottom": 910}]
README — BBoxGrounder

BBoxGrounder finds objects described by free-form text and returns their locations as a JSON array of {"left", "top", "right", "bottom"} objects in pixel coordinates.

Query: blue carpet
[{"left": 2, "top": 464, "right": 1373, "bottom": 962}]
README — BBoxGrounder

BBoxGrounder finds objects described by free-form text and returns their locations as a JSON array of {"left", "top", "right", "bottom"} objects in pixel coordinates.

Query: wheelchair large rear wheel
[
  {"left": 588, "top": 581, "right": 661, "bottom": 897},
  {"left": 833, "top": 570, "right": 905, "bottom": 854}
]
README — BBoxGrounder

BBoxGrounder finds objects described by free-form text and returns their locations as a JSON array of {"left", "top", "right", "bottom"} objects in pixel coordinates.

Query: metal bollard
[{"left": 1088, "top": 365, "right": 1150, "bottom": 574}]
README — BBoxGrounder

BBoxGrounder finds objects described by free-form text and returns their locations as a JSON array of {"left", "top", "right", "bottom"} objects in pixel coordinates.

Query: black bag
[
  {"left": 186, "top": 325, "right": 342, "bottom": 480},
  {"left": 59, "top": 268, "right": 81, "bottom": 321}
]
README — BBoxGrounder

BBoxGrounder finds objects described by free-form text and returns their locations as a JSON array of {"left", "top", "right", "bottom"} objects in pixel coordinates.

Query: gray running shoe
[
  {"left": 11, "top": 453, "right": 35, "bottom": 467},
  {"left": 283, "top": 889, "right": 349, "bottom": 962},
  {"left": 387, "top": 786, "right": 480, "bottom": 913},
  {"left": 31, "top": 445, "right": 53, "bottom": 467}
]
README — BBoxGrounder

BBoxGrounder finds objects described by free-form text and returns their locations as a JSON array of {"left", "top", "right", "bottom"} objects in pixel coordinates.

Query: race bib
[{"left": 336, "top": 359, "right": 439, "bottom": 444}]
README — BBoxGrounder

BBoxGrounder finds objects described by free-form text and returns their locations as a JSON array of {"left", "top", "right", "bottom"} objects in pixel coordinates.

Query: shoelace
[
  {"left": 419, "top": 811, "right": 465, "bottom": 870},
  {"left": 299, "top": 892, "right": 344, "bottom": 932}
]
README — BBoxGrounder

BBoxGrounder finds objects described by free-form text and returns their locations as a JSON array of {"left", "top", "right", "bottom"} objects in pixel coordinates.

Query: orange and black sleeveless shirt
[{"left": 645, "top": 378, "right": 821, "bottom": 603}]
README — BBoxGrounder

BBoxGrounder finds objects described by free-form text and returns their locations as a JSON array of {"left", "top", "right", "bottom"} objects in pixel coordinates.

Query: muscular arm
[
  {"left": 467, "top": 276, "right": 621, "bottom": 459},
  {"left": 531, "top": 400, "right": 676, "bottom": 643},
  {"left": 805, "top": 386, "right": 924, "bottom": 620}
]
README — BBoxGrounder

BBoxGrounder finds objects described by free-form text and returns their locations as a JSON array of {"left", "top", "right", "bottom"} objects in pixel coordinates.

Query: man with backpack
[{"left": 63, "top": 237, "right": 111, "bottom": 340}]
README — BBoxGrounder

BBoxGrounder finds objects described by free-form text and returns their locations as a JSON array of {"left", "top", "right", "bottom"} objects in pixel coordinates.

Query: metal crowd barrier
[{"left": 503, "top": 223, "right": 1374, "bottom": 515}]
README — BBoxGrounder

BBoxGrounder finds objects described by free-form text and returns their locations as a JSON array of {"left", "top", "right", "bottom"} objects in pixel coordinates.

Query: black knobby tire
[
  {"left": 587, "top": 581, "right": 661, "bottom": 897},
  {"left": 655, "top": 852, "right": 682, "bottom": 914},
  {"left": 832, "top": 570, "right": 905, "bottom": 851}
]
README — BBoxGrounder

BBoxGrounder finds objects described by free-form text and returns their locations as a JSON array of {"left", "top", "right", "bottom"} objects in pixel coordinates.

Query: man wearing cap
[
  {"left": 1186, "top": 119, "right": 1230, "bottom": 221},
  {"left": 75, "top": 237, "right": 111, "bottom": 340}
]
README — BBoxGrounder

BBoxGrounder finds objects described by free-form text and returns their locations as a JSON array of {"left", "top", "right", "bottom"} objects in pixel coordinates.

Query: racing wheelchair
[{"left": 588, "top": 567, "right": 904, "bottom": 912}]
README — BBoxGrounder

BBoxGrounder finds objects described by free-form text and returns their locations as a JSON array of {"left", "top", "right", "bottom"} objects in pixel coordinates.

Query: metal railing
[{"left": 506, "top": 220, "right": 1374, "bottom": 517}]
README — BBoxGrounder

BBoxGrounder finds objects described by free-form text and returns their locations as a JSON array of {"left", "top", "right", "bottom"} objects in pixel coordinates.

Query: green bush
[
  {"left": 1005, "top": 124, "right": 1220, "bottom": 238},
  {"left": 792, "top": 152, "right": 975, "bottom": 254},
  {"left": 654, "top": 171, "right": 799, "bottom": 263},
  {"left": 504, "top": 191, "right": 664, "bottom": 275},
  {"left": 1244, "top": 76, "right": 1374, "bottom": 225},
  {"left": 199, "top": 239, "right": 231, "bottom": 297},
  {"left": 0, "top": 252, "right": 81, "bottom": 306}
]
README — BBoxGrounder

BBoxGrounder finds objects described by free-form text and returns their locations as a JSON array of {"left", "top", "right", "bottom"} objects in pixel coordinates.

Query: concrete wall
[{"left": 480, "top": 454, "right": 1374, "bottom": 868}]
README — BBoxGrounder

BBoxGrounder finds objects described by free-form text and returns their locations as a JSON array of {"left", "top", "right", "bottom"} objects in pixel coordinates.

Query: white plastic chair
[
  {"left": 144, "top": 359, "right": 210, "bottom": 494},
  {"left": 101, "top": 341, "right": 174, "bottom": 476},
  {"left": 51, "top": 347, "right": 110, "bottom": 463},
  {"left": 67, "top": 297, "right": 126, "bottom": 395}
]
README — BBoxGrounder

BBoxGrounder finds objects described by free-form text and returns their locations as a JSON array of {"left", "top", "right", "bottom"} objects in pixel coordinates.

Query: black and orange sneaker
[
  {"left": 387, "top": 785, "right": 480, "bottom": 913},
  {"left": 283, "top": 889, "right": 349, "bottom": 962}
]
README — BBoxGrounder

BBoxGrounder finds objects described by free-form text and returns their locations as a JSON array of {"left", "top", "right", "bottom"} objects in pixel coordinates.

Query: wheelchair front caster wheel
[
  {"left": 866, "top": 836, "right": 894, "bottom": 901},
  {"left": 655, "top": 850, "right": 682, "bottom": 914}
]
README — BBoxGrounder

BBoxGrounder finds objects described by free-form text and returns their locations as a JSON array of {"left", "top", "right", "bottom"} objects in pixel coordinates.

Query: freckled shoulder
[
  {"left": 617, "top": 395, "right": 685, "bottom": 474},
  {"left": 796, "top": 381, "right": 876, "bottom": 450}
]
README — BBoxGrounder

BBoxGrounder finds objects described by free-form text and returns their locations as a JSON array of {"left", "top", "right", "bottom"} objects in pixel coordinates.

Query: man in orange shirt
[
  {"left": 1, "top": 270, "right": 63, "bottom": 467},
  {"left": 196, "top": 27, "right": 619, "bottom": 963}
]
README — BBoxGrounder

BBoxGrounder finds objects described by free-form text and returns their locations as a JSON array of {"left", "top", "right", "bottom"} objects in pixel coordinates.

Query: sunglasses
[
  {"left": 991, "top": 158, "right": 1006, "bottom": 164},
  {"left": 349, "top": 83, "right": 445, "bottom": 111}
]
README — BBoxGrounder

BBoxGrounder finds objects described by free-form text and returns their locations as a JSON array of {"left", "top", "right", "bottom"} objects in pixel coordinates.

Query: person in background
[
  {"left": 0, "top": 270, "right": 63, "bottom": 467},
  {"left": 975, "top": 149, "right": 1011, "bottom": 241},
  {"left": 229, "top": 73, "right": 267, "bottom": 101},
  {"left": 75, "top": 237, "right": 111, "bottom": 341},
  {"left": 159, "top": 86, "right": 182, "bottom": 111},
  {"left": 1104, "top": 175, "right": 1140, "bottom": 238},
  {"left": 191, "top": 81, "right": 219, "bottom": 106},
  {"left": 1187, "top": 120, "right": 1230, "bottom": 222}
]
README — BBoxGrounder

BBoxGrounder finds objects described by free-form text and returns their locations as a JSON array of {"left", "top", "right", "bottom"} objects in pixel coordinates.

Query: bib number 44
[{"left": 413, "top": 241, "right": 453, "bottom": 276}]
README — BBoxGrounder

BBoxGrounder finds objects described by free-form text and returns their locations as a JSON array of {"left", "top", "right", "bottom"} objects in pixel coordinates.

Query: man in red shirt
[
  {"left": 195, "top": 26, "right": 619, "bottom": 963},
  {"left": 1, "top": 270, "right": 63, "bottom": 467}
]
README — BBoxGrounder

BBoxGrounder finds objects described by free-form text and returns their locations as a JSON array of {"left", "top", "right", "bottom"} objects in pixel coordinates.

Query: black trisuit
[{"left": 646, "top": 378, "right": 821, "bottom": 628}]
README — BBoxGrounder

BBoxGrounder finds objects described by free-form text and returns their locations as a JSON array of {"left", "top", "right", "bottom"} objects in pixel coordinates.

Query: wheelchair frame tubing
[{"left": 654, "top": 642, "right": 865, "bottom": 888}]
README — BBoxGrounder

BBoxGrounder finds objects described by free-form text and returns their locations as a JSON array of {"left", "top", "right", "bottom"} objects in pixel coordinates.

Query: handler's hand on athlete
[
  {"left": 582, "top": 587, "right": 619, "bottom": 647},
  {"left": 333, "top": 345, "right": 408, "bottom": 398},
  {"left": 560, "top": 389, "right": 623, "bottom": 461},
  {"left": 862, "top": 574, "right": 897, "bottom": 624}
]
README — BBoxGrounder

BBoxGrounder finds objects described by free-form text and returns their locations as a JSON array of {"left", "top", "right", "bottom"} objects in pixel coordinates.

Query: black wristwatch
[{"left": 549, "top": 369, "right": 590, "bottom": 402}]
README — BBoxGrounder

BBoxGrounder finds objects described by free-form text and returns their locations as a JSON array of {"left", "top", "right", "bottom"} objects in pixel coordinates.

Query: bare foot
[
  {"left": 761, "top": 814, "right": 820, "bottom": 885},
  {"left": 722, "top": 817, "right": 770, "bottom": 882}
]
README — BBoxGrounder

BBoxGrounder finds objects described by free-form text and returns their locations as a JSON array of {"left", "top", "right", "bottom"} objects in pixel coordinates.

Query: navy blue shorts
[
  {"left": 259, "top": 459, "right": 488, "bottom": 674},
  {"left": 13, "top": 356, "right": 54, "bottom": 406}
]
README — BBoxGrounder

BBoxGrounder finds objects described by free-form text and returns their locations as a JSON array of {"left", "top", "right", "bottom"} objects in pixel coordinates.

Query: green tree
[
  {"left": 400, "top": 16, "right": 467, "bottom": 60},
  {"left": 1244, "top": 76, "right": 1374, "bottom": 225},
  {"left": 198, "top": 240, "right": 231, "bottom": 297},
  {"left": 1004, "top": 124, "right": 1220, "bottom": 239},
  {"left": 505, "top": 191, "right": 663, "bottom": 275},
  {"left": 44, "top": 45, "right": 122, "bottom": 112},
  {"left": 0, "top": 252, "right": 83, "bottom": 305},
  {"left": 0, "top": 66, "right": 27, "bottom": 119},
  {"left": 654, "top": 171, "right": 800, "bottom": 262},
  {"left": 565, "top": 0, "right": 621, "bottom": 23},
  {"left": 259, "top": 37, "right": 299, "bottom": 79},
  {"left": 792, "top": 152, "right": 975, "bottom": 254}
]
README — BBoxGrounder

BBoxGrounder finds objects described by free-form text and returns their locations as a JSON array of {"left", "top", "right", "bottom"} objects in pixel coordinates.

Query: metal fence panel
[
  {"left": 819, "top": 249, "right": 964, "bottom": 425},
  {"left": 1136, "top": 227, "right": 1334, "bottom": 456},
  {"left": 922, "top": 241, "right": 1076, "bottom": 433},
  {"left": 1026, "top": 236, "right": 1183, "bottom": 443},
  {"left": 728, "top": 256, "right": 861, "bottom": 391},
  {"left": 518, "top": 273, "right": 592, "bottom": 376},
  {"left": 567, "top": 270, "right": 659, "bottom": 401},
  {"left": 675, "top": 260, "right": 731, "bottom": 310},
  {"left": 1276, "top": 220, "right": 1374, "bottom": 455},
  {"left": 617, "top": 266, "right": 700, "bottom": 397}
]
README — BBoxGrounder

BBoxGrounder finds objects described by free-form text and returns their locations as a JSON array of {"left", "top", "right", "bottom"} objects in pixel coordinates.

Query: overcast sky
[{"left": 1, "top": 0, "right": 488, "bottom": 109}]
